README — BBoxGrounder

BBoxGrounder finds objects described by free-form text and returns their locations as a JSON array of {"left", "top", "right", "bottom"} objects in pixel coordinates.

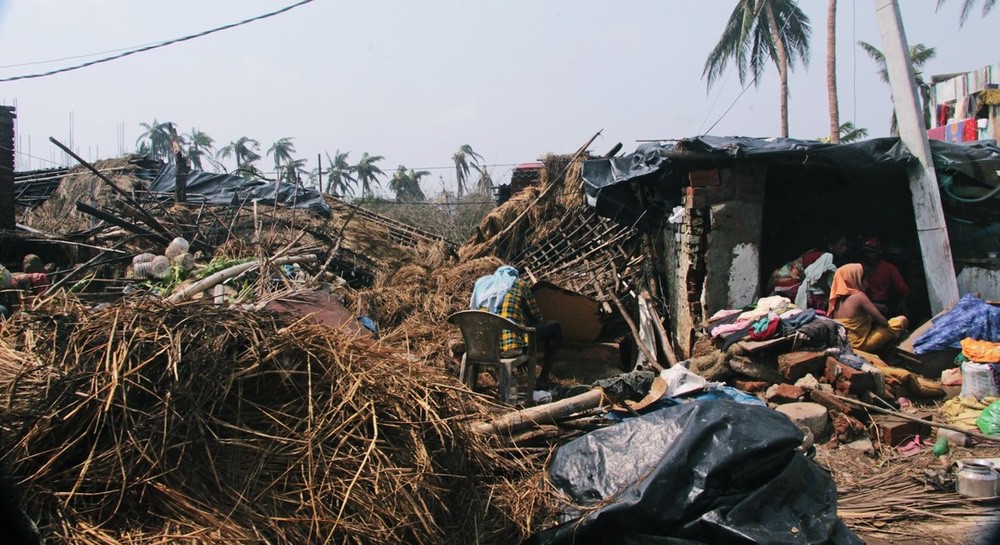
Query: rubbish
[
  {"left": 938, "top": 428, "right": 973, "bottom": 447},
  {"left": 660, "top": 364, "right": 709, "bottom": 397},
  {"left": 530, "top": 400, "right": 860, "bottom": 545},
  {"left": 933, "top": 436, "right": 950, "bottom": 456},
  {"left": 977, "top": 400, "right": 1000, "bottom": 436},
  {"left": 896, "top": 435, "right": 927, "bottom": 457},
  {"left": 164, "top": 236, "right": 190, "bottom": 260}
]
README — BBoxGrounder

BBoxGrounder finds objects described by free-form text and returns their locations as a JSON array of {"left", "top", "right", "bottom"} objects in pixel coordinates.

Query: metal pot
[{"left": 956, "top": 461, "right": 1000, "bottom": 498}]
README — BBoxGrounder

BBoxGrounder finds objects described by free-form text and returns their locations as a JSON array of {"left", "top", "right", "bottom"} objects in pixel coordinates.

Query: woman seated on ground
[
  {"left": 767, "top": 232, "right": 848, "bottom": 312},
  {"left": 828, "top": 263, "right": 908, "bottom": 354}
]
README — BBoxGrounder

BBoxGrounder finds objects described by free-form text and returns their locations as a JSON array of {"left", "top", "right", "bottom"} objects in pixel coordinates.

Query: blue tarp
[{"left": 913, "top": 294, "right": 1000, "bottom": 353}]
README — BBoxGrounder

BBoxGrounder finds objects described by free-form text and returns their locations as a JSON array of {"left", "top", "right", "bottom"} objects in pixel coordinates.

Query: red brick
[
  {"left": 808, "top": 389, "right": 855, "bottom": 415},
  {"left": 766, "top": 384, "right": 806, "bottom": 404},
  {"left": 871, "top": 413, "right": 932, "bottom": 447},
  {"left": 824, "top": 357, "right": 874, "bottom": 396},
  {"left": 778, "top": 351, "right": 827, "bottom": 382},
  {"left": 831, "top": 412, "right": 867, "bottom": 443},
  {"left": 731, "top": 379, "right": 769, "bottom": 393},
  {"left": 688, "top": 169, "right": 720, "bottom": 187}
]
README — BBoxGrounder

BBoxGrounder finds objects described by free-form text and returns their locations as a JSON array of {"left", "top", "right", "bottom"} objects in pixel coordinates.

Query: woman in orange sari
[{"left": 828, "top": 263, "right": 908, "bottom": 353}]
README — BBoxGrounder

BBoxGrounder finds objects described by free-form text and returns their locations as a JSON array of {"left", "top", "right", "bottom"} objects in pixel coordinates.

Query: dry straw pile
[{"left": 0, "top": 299, "right": 545, "bottom": 544}]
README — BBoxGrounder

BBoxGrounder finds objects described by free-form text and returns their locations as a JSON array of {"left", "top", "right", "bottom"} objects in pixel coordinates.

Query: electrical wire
[{"left": 0, "top": 0, "right": 315, "bottom": 83}]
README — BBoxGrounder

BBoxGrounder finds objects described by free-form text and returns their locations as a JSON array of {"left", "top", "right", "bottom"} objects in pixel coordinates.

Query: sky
[{"left": 0, "top": 0, "right": 996, "bottom": 193}]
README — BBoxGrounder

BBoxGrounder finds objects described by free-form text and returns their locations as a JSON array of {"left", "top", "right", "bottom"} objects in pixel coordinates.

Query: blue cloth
[
  {"left": 469, "top": 265, "right": 518, "bottom": 314},
  {"left": 913, "top": 294, "right": 1000, "bottom": 354}
]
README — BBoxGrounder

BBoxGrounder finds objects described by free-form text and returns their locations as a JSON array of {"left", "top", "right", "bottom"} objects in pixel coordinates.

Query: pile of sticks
[{"left": 0, "top": 299, "right": 544, "bottom": 544}]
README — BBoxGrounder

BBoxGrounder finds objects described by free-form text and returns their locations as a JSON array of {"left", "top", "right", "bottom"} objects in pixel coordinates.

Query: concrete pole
[{"left": 874, "top": 0, "right": 959, "bottom": 314}]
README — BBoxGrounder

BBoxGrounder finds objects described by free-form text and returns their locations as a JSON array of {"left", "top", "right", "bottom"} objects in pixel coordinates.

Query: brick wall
[{"left": 666, "top": 165, "right": 767, "bottom": 357}]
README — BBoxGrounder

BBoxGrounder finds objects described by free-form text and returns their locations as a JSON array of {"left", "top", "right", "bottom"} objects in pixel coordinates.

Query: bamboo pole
[
  {"left": 831, "top": 393, "right": 1000, "bottom": 444},
  {"left": 471, "top": 388, "right": 605, "bottom": 436},
  {"left": 167, "top": 254, "right": 317, "bottom": 303}
]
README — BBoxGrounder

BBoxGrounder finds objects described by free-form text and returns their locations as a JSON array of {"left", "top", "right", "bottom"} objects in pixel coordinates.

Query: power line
[
  {"left": 0, "top": 0, "right": 315, "bottom": 83},
  {"left": 0, "top": 40, "right": 168, "bottom": 69}
]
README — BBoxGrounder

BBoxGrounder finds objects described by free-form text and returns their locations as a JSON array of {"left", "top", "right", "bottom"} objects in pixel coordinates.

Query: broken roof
[{"left": 582, "top": 136, "right": 1000, "bottom": 227}]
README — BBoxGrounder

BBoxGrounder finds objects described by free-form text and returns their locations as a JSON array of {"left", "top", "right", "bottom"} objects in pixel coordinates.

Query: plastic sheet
[
  {"left": 913, "top": 294, "right": 1000, "bottom": 354},
  {"left": 528, "top": 400, "right": 860, "bottom": 545},
  {"left": 581, "top": 136, "right": 1000, "bottom": 226},
  {"left": 148, "top": 164, "right": 331, "bottom": 217}
]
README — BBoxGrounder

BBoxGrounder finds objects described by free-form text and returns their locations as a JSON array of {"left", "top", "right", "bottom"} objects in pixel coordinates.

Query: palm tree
[
  {"left": 473, "top": 163, "right": 494, "bottom": 194},
  {"left": 936, "top": 0, "right": 997, "bottom": 25},
  {"left": 183, "top": 128, "right": 215, "bottom": 171},
  {"left": 354, "top": 152, "right": 385, "bottom": 198},
  {"left": 826, "top": 0, "right": 840, "bottom": 143},
  {"left": 216, "top": 137, "right": 261, "bottom": 175},
  {"left": 857, "top": 41, "right": 936, "bottom": 134},
  {"left": 452, "top": 144, "right": 483, "bottom": 198},
  {"left": 322, "top": 150, "right": 356, "bottom": 197},
  {"left": 837, "top": 122, "right": 868, "bottom": 143},
  {"left": 281, "top": 157, "right": 308, "bottom": 185},
  {"left": 136, "top": 120, "right": 173, "bottom": 162},
  {"left": 267, "top": 137, "right": 296, "bottom": 181},
  {"left": 703, "top": 0, "right": 811, "bottom": 137},
  {"left": 388, "top": 166, "right": 428, "bottom": 201}
]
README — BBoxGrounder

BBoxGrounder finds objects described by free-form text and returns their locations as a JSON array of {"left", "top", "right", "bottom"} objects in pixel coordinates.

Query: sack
[
  {"left": 960, "top": 362, "right": 1000, "bottom": 400},
  {"left": 977, "top": 400, "right": 1000, "bottom": 436}
]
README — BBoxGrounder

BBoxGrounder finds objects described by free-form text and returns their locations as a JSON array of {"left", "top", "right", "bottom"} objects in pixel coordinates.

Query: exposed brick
[
  {"left": 778, "top": 351, "right": 827, "bottom": 382},
  {"left": 688, "top": 169, "right": 720, "bottom": 187},
  {"left": 824, "top": 357, "right": 874, "bottom": 396},
  {"left": 731, "top": 379, "right": 769, "bottom": 393},
  {"left": 766, "top": 383, "right": 806, "bottom": 404},
  {"left": 871, "top": 413, "right": 932, "bottom": 447},
  {"left": 685, "top": 193, "right": 708, "bottom": 208},
  {"left": 809, "top": 389, "right": 855, "bottom": 415},
  {"left": 831, "top": 412, "right": 867, "bottom": 443}
]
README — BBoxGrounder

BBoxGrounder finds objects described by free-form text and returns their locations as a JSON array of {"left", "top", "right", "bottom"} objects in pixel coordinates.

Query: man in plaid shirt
[{"left": 472, "top": 266, "right": 562, "bottom": 389}]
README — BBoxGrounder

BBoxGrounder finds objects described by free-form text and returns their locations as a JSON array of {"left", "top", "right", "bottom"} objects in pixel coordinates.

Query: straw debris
[{"left": 0, "top": 299, "right": 546, "bottom": 544}]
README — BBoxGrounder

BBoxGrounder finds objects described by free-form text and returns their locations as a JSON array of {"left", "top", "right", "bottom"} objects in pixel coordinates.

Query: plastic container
[{"left": 164, "top": 237, "right": 190, "bottom": 260}]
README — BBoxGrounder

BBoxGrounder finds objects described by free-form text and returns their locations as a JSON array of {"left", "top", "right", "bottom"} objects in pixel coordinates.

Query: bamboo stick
[{"left": 167, "top": 254, "right": 317, "bottom": 303}]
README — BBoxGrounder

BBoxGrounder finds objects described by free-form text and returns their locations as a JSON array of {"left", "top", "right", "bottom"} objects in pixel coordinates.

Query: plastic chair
[{"left": 447, "top": 310, "right": 537, "bottom": 405}]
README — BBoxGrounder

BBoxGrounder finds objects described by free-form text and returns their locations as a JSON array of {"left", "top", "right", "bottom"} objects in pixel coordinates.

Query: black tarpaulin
[
  {"left": 527, "top": 400, "right": 861, "bottom": 545},
  {"left": 581, "top": 136, "right": 1000, "bottom": 220},
  {"left": 149, "top": 164, "right": 331, "bottom": 217}
]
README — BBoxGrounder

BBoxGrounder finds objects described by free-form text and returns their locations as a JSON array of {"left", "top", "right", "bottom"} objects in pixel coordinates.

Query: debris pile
[{"left": 0, "top": 299, "right": 543, "bottom": 544}]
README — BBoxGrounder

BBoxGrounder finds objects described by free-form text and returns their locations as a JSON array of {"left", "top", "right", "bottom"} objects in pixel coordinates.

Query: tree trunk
[
  {"left": 827, "top": 0, "right": 840, "bottom": 143},
  {"left": 765, "top": 1, "right": 790, "bottom": 138}
]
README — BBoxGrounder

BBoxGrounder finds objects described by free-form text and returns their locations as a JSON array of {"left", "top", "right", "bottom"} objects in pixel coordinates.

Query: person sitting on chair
[{"left": 470, "top": 265, "right": 562, "bottom": 389}]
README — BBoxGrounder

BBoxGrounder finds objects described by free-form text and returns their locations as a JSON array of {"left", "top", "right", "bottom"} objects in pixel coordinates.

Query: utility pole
[{"left": 874, "top": 0, "right": 959, "bottom": 314}]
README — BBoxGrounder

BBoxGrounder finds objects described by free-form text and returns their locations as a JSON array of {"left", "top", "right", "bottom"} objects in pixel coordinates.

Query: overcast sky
[{"left": 0, "top": 0, "right": 996, "bottom": 192}]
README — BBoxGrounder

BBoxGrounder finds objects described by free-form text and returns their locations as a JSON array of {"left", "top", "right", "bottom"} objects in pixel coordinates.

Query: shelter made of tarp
[
  {"left": 150, "top": 164, "right": 331, "bottom": 217},
  {"left": 582, "top": 136, "right": 1000, "bottom": 225}
]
